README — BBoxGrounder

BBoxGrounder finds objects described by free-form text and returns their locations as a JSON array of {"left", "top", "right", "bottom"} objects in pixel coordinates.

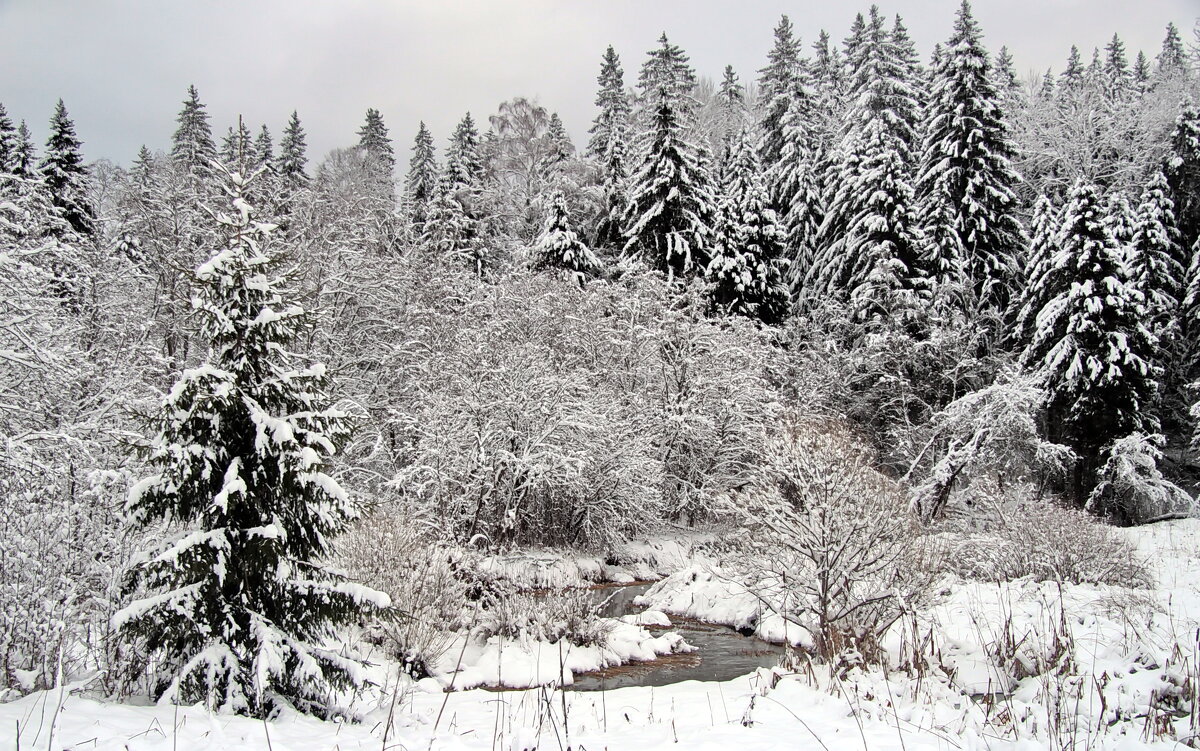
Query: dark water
[{"left": 568, "top": 582, "right": 785, "bottom": 691}]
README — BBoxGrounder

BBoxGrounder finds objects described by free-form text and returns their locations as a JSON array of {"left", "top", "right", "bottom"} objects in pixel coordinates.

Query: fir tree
[
  {"left": 915, "top": 0, "right": 1024, "bottom": 313},
  {"left": 587, "top": 46, "right": 631, "bottom": 250},
  {"left": 357, "top": 108, "right": 394, "bottom": 172},
  {"left": 114, "top": 165, "right": 389, "bottom": 717},
  {"left": 423, "top": 171, "right": 483, "bottom": 275},
  {"left": 171, "top": 85, "right": 216, "bottom": 175},
  {"left": 1166, "top": 104, "right": 1200, "bottom": 260},
  {"left": 1060, "top": 46, "right": 1085, "bottom": 93},
  {"left": 623, "top": 34, "right": 715, "bottom": 278},
  {"left": 276, "top": 111, "right": 308, "bottom": 188},
  {"left": 1010, "top": 195, "right": 1060, "bottom": 352},
  {"left": 809, "top": 5, "right": 926, "bottom": 324},
  {"left": 13, "top": 121, "right": 35, "bottom": 178},
  {"left": 706, "top": 128, "right": 790, "bottom": 323},
  {"left": 1133, "top": 52, "right": 1152, "bottom": 91},
  {"left": 1129, "top": 171, "right": 1183, "bottom": 337},
  {"left": 995, "top": 46, "right": 1018, "bottom": 94},
  {"left": 0, "top": 103, "right": 17, "bottom": 174},
  {"left": 39, "top": 99, "right": 94, "bottom": 241},
  {"left": 535, "top": 191, "right": 600, "bottom": 284},
  {"left": 758, "top": 15, "right": 804, "bottom": 169},
  {"left": 253, "top": 125, "right": 274, "bottom": 172},
  {"left": 1020, "top": 180, "right": 1159, "bottom": 501},
  {"left": 542, "top": 112, "right": 573, "bottom": 176},
  {"left": 1103, "top": 33, "right": 1131, "bottom": 99},
  {"left": 445, "top": 113, "right": 483, "bottom": 189},
  {"left": 1157, "top": 22, "right": 1186, "bottom": 76},
  {"left": 405, "top": 122, "right": 438, "bottom": 226},
  {"left": 220, "top": 119, "right": 255, "bottom": 168}
]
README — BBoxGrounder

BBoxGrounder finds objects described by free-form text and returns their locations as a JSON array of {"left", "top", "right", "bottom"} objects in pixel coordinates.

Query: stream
[{"left": 567, "top": 582, "right": 785, "bottom": 691}]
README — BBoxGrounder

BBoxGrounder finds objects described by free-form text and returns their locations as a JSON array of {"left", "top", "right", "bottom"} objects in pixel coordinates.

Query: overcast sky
[{"left": 0, "top": 0, "right": 1195, "bottom": 167}]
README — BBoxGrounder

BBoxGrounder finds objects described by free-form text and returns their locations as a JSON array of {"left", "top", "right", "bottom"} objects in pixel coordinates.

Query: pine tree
[
  {"left": 542, "top": 112, "right": 573, "bottom": 176},
  {"left": 623, "top": 33, "right": 715, "bottom": 279},
  {"left": 357, "top": 108, "right": 394, "bottom": 172},
  {"left": 915, "top": 0, "right": 1024, "bottom": 313},
  {"left": 1103, "top": 34, "right": 1131, "bottom": 99},
  {"left": 535, "top": 191, "right": 600, "bottom": 283},
  {"left": 39, "top": 99, "right": 94, "bottom": 241},
  {"left": 1020, "top": 180, "right": 1159, "bottom": 499},
  {"left": 1157, "top": 22, "right": 1186, "bottom": 77},
  {"left": 253, "top": 125, "right": 274, "bottom": 171},
  {"left": 1129, "top": 171, "right": 1183, "bottom": 337},
  {"left": 405, "top": 122, "right": 438, "bottom": 226},
  {"left": 171, "top": 86, "right": 216, "bottom": 175},
  {"left": 587, "top": 46, "right": 631, "bottom": 250},
  {"left": 705, "top": 128, "right": 790, "bottom": 323},
  {"left": 114, "top": 165, "right": 388, "bottom": 718},
  {"left": 1010, "top": 195, "right": 1061, "bottom": 352},
  {"left": 13, "top": 122, "right": 35, "bottom": 178},
  {"left": 0, "top": 103, "right": 17, "bottom": 174},
  {"left": 276, "top": 111, "right": 308, "bottom": 188},
  {"left": 758, "top": 15, "right": 803, "bottom": 169},
  {"left": 445, "top": 113, "right": 483, "bottom": 189},
  {"left": 1166, "top": 105, "right": 1200, "bottom": 260},
  {"left": 1060, "top": 46, "right": 1085, "bottom": 93},
  {"left": 220, "top": 119, "right": 255, "bottom": 168},
  {"left": 809, "top": 5, "right": 926, "bottom": 324}
]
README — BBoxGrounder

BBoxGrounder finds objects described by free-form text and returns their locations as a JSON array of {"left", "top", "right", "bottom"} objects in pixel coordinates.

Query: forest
[{"left": 3, "top": 2, "right": 1200, "bottom": 749}]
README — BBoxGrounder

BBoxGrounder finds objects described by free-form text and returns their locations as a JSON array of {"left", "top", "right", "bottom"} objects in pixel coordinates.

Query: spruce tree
[
  {"left": 1060, "top": 46, "right": 1085, "bottom": 93},
  {"left": 1020, "top": 180, "right": 1159, "bottom": 501},
  {"left": 1129, "top": 171, "right": 1183, "bottom": 338},
  {"left": 1166, "top": 104, "right": 1200, "bottom": 260},
  {"left": 221, "top": 119, "right": 255, "bottom": 168},
  {"left": 445, "top": 113, "right": 483, "bottom": 189},
  {"left": 1103, "top": 33, "right": 1131, "bottom": 99},
  {"left": 357, "top": 108, "right": 394, "bottom": 172},
  {"left": 757, "top": 15, "right": 803, "bottom": 169},
  {"left": 114, "top": 164, "right": 388, "bottom": 718},
  {"left": 1157, "top": 22, "right": 1187, "bottom": 76},
  {"left": 253, "top": 125, "right": 274, "bottom": 172},
  {"left": 915, "top": 0, "right": 1024, "bottom": 313},
  {"left": 0, "top": 103, "right": 17, "bottom": 174},
  {"left": 1010, "top": 195, "right": 1060, "bottom": 352},
  {"left": 405, "top": 122, "right": 438, "bottom": 226},
  {"left": 705, "top": 127, "right": 790, "bottom": 323},
  {"left": 623, "top": 34, "right": 715, "bottom": 278},
  {"left": 276, "top": 111, "right": 308, "bottom": 189},
  {"left": 588, "top": 47, "right": 631, "bottom": 252},
  {"left": 542, "top": 112, "right": 573, "bottom": 176},
  {"left": 171, "top": 85, "right": 216, "bottom": 175},
  {"left": 13, "top": 122, "right": 35, "bottom": 178},
  {"left": 535, "top": 191, "right": 600, "bottom": 284},
  {"left": 39, "top": 99, "right": 94, "bottom": 241},
  {"left": 808, "top": 6, "right": 926, "bottom": 325}
]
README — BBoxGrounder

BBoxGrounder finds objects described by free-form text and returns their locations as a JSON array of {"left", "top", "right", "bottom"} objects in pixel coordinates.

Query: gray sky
[{"left": 0, "top": 0, "right": 1195, "bottom": 167}]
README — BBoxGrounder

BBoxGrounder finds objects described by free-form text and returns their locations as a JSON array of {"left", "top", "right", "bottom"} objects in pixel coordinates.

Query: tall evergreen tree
[
  {"left": 535, "top": 191, "right": 600, "bottom": 284},
  {"left": 276, "top": 111, "right": 308, "bottom": 187},
  {"left": 253, "top": 125, "right": 274, "bottom": 171},
  {"left": 542, "top": 112, "right": 573, "bottom": 176},
  {"left": 405, "top": 122, "right": 438, "bottom": 226},
  {"left": 757, "top": 15, "right": 804, "bottom": 169},
  {"left": 1129, "top": 170, "right": 1183, "bottom": 337},
  {"left": 1157, "top": 22, "right": 1187, "bottom": 76},
  {"left": 220, "top": 119, "right": 255, "bottom": 168},
  {"left": 623, "top": 34, "right": 715, "bottom": 278},
  {"left": 1011, "top": 195, "right": 1060, "bottom": 351},
  {"left": 1103, "top": 33, "right": 1131, "bottom": 99},
  {"left": 39, "top": 99, "right": 94, "bottom": 241},
  {"left": 171, "top": 86, "right": 216, "bottom": 175},
  {"left": 706, "top": 127, "right": 790, "bottom": 323},
  {"left": 445, "top": 113, "right": 483, "bottom": 189},
  {"left": 1166, "top": 104, "right": 1200, "bottom": 260},
  {"left": 1060, "top": 46, "right": 1085, "bottom": 92},
  {"left": 587, "top": 46, "right": 632, "bottom": 250},
  {"left": 808, "top": 5, "right": 926, "bottom": 325},
  {"left": 114, "top": 165, "right": 388, "bottom": 717},
  {"left": 357, "top": 108, "right": 394, "bottom": 172},
  {"left": 0, "top": 103, "right": 17, "bottom": 174},
  {"left": 915, "top": 0, "right": 1024, "bottom": 313},
  {"left": 1019, "top": 180, "right": 1159, "bottom": 502}
]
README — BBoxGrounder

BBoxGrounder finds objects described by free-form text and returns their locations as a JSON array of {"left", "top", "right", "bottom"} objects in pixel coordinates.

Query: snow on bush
[{"left": 1088, "top": 432, "right": 1196, "bottom": 524}]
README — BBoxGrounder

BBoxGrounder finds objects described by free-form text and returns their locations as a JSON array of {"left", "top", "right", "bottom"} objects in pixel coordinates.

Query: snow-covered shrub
[
  {"left": 1087, "top": 433, "right": 1195, "bottom": 524},
  {"left": 909, "top": 370, "right": 1075, "bottom": 521},
  {"left": 474, "top": 586, "right": 613, "bottom": 648},
  {"left": 726, "top": 415, "right": 941, "bottom": 665},
  {"left": 339, "top": 516, "right": 470, "bottom": 678},
  {"left": 942, "top": 495, "right": 1153, "bottom": 587}
]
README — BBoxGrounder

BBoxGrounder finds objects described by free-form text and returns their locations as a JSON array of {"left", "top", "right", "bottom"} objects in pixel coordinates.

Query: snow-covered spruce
[
  {"left": 114, "top": 164, "right": 389, "bottom": 718},
  {"left": 535, "top": 191, "right": 600, "bottom": 283}
]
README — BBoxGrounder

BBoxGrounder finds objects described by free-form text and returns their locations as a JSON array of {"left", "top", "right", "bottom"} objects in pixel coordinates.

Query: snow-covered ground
[{"left": 4, "top": 520, "right": 1198, "bottom": 749}]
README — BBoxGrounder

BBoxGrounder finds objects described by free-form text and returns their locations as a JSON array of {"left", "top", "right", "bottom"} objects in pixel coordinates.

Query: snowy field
[{"left": 5, "top": 519, "right": 1198, "bottom": 750}]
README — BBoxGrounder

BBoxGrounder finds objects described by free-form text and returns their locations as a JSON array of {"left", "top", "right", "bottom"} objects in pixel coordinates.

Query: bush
[
  {"left": 725, "top": 415, "right": 941, "bottom": 666},
  {"left": 940, "top": 492, "right": 1154, "bottom": 587}
]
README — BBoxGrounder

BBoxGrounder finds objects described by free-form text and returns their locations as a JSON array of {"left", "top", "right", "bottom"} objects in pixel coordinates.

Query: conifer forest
[{"left": 3, "top": 3, "right": 1200, "bottom": 749}]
